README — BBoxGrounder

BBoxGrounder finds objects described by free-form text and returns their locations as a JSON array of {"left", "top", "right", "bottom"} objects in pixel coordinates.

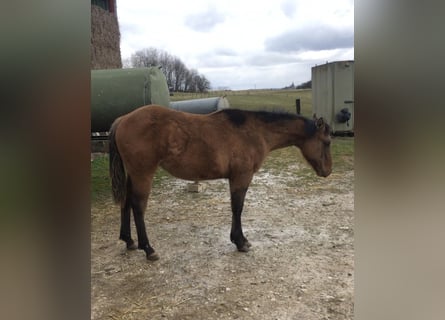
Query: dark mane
[
  {"left": 220, "top": 108, "right": 318, "bottom": 137},
  {"left": 220, "top": 109, "right": 247, "bottom": 127}
]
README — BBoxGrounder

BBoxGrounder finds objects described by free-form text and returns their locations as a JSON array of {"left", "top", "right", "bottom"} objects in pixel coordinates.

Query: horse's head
[{"left": 300, "top": 115, "right": 332, "bottom": 177}]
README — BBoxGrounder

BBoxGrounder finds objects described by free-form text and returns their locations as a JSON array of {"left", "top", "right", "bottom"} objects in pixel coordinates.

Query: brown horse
[{"left": 109, "top": 105, "right": 332, "bottom": 260}]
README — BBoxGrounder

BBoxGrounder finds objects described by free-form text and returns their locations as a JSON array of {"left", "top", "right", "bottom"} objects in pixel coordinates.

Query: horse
[{"left": 109, "top": 105, "right": 332, "bottom": 260}]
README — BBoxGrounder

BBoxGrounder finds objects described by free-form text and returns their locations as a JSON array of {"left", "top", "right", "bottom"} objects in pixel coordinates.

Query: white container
[{"left": 312, "top": 60, "right": 354, "bottom": 135}]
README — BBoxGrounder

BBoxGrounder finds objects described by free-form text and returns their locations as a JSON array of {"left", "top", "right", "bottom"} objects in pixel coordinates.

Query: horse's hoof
[
  {"left": 237, "top": 243, "right": 251, "bottom": 252},
  {"left": 126, "top": 243, "right": 137, "bottom": 250},
  {"left": 146, "top": 252, "right": 160, "bottom": 261}
]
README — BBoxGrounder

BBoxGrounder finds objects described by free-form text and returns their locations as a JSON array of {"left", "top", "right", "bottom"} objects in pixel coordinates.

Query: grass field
[{"left": 171, "top": 89, "right": 313, "bottom": 117}]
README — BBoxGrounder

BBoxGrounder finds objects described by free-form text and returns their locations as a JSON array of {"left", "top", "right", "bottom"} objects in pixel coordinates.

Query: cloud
[
  {"left": 196, "top": 49, "right": 299, "bottom": 69},
  {"left": 195, "top": 48, "right": 243, "bottom": 68},
  {"left": 119, "top": 22, "right": 141, "bottom": 35},
  {"left": 202, "top": 61, "right": 316, "bottom": 90},
  {"left": 281, "top": 0, "right": 297, "bottom": 19},
  {"left": 265, "top": 25, "right": 354, "bottom": 52},
  {"left": 184, "top": 7, "right": 225, "bottom": 32},
  {"left": 213, "top": 48, "right": 238, "bottom": 57},
  {"left": 246, "top": 52, "right": 300, "bottom": 67},
  {"left": 116, "top": 0, "right": 354, "bottom": 89}
]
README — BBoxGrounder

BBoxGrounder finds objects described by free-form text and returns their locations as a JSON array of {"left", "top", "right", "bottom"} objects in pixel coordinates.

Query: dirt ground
[{"left": 91, "top": 150, "right": 354, "bottom": 320}]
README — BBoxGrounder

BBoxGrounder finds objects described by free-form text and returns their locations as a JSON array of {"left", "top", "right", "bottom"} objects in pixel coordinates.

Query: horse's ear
[{"left": 316, "top": 117, "right": 325, "bottom": 129}]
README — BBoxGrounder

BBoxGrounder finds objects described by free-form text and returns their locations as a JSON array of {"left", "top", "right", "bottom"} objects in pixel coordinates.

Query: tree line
[
  {"left": 123, "top": 47, "right": 211, "bottom": 93},
  {"left": 283, "top": 80, "right": 311, "bottom": 90}
]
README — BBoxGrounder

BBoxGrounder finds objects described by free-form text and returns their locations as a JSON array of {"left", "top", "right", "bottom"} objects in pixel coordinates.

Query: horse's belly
[{"left": 159, "top": 160, "right": 227, "bottom": 181}]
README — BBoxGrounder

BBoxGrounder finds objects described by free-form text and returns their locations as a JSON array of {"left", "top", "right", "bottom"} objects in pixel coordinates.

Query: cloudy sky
[{"left": 116, "top": 0, "right": 354, "bottom": 90}]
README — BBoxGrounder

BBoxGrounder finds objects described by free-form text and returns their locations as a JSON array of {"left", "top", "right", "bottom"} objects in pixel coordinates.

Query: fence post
[{"left": 295, "top": 98, "right": 301, "bottom": 114}]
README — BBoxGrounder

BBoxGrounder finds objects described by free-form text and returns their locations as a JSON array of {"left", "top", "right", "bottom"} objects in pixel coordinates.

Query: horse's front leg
[{"left": 229, "top": 175, "right": 253, "bottom": 252}]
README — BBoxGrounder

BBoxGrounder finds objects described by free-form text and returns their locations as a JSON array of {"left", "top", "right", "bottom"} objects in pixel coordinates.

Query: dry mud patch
[{"left": 92, "top": 158, "right": 353, "bottom": 319}]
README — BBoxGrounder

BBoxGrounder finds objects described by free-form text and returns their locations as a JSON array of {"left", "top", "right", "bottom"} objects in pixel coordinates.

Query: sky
[{"left": 116, "top": 0, "right": 354, "bottom": 90}]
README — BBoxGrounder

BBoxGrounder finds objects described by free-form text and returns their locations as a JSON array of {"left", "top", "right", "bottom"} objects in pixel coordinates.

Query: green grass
[
  {"left": 331, "top": 137, "right": 355, "bottom": 172},
  {"left": 91, "top": 154, "right": 111, "bottom": 202},
  {"left": 91, "top": 155, "right": 175, "bottom": 202},
  {"left": 170, "top": 89, "right": 313, "bottom": 117},
  {"left": 92, "top": 89, "right": 353, "bottom": 203},
  {"left": 260, "top": 136, "right": 354, "bottom": 185}
]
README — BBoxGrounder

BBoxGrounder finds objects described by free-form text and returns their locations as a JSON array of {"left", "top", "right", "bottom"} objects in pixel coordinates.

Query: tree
[
  {"left": 159, "top": 51, "right": 174, "bottom": 88},
  {"left": 196, "top": 74, "right": 211, "bottom": 93},
  {"left": 172, "top": 57, "right": 186, "bottom": 91},
  {"left": 127, "top": 47, "right": 211, "bottom": 93},
  {"left": 184, "top": 69, "right": 198, "bottom": 92},
  {"left": 296, "top": 80, "right": 311, "bottom": 89},
  {"left": 130, "top": 48, "right": 159, "bottom": 67}
]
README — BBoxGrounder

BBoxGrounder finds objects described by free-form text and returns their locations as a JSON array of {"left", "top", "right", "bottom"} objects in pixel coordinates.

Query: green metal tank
[{"left": 91, "top": 67, "right": 170, "bottom": 132}]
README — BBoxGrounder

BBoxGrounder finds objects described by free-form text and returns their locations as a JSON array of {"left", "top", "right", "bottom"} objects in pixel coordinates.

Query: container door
[{"left": 333, "top": 62, "right": 354, "bottom": 133}]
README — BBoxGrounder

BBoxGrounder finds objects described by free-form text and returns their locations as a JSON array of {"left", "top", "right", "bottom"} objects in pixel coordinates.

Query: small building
[
  {"left": 311, "top": 60, "right": 354, "bottom": 135},
  {"left": 91, "top": 0, "right": 122, "bottom": 69}
]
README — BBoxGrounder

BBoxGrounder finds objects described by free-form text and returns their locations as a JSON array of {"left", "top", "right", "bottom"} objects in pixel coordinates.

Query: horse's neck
[{"left": 262, "top": 120, "right": 307, "bottom": 151}]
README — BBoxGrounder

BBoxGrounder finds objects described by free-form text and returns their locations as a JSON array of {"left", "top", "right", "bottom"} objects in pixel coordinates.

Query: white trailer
[{"left": 312, "top": 60, "right": 354, "bottom": 135}]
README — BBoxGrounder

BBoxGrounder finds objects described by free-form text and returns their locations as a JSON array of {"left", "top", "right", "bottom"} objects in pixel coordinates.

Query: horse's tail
[{"left": 109, "top": 118, "right": 126, "bottom": 204}]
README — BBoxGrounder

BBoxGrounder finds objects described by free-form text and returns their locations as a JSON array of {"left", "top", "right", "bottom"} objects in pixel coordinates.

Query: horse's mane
[{"left": 219, "top": 108, "right": 319, "bottom": 137}]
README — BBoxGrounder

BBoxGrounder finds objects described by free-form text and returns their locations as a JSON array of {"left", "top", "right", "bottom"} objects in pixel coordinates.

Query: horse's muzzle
[{"left": 317, "top": 168, "right": 332, "bottom": 177}]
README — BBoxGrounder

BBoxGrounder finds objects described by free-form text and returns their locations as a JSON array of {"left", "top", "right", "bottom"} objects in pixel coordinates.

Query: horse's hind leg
[
  {"left": 131, "top": 193, "right": 159, "bottom": 261},
  {"left": 119, "top": 179, "right": 137, "bottom": 250},
  {"left": 120, "top": 199, "right": 137, "bottom": 250},
  {"left": 130, "top": 175, "right": 159, "bottom": 261},
  {"left": 229, "top": 174, "right": 253, "bottom": 252}
]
